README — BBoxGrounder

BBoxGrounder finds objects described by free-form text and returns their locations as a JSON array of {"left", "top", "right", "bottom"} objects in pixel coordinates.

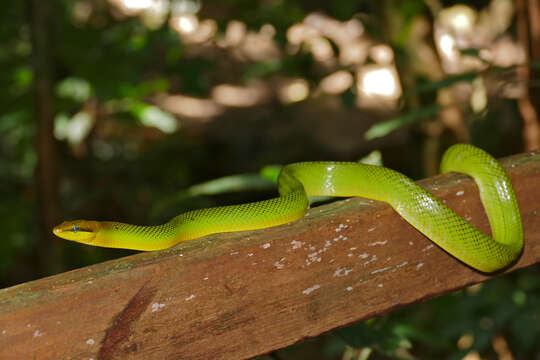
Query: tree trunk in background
[
  {"left": 28, "top": 0, "right": 62, "bottom": 276},
  {"left": 515, "top": 0, "right": 540, "bottom": 151}
]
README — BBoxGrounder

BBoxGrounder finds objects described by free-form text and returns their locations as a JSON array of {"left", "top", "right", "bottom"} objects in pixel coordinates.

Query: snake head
[{"left": 53, "top": 220, "right": 102, "bottom": 244}]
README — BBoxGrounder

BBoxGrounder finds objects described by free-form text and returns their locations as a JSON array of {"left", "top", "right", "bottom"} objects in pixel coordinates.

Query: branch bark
[{"left": 0, "top": 150, "right": 539, "bottom": 360}]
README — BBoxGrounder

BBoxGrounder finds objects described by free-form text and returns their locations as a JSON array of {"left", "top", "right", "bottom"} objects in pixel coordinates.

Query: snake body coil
[{"left": 53, "top": 144, "right": 523, "bottom": 273}]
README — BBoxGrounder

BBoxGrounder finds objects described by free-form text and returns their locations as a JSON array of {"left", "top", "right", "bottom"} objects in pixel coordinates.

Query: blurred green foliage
[{"left": 0, "top": 0, "right": 538, "bottom": 359}]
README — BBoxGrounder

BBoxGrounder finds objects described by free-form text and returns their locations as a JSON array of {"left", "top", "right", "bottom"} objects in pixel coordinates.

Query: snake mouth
[{"left": 52, "top": 220, "right": 101, "bottom": 243}]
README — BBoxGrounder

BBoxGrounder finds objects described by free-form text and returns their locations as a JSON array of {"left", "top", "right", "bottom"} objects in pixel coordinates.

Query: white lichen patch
[
  {"left": 33, "top": 329, "right": 44, "bottom": 338},
  {"left": 306, "top": 252, "right": 322, "bottom": 265},
  {"left": 335, "top": 223, "right": 349, "bottom": 232},
  {"left": 396, "top": 261, "right": 408, "bottom": 268},
  {"left": 371, "top": 266, "right": 392, "bottom": 274},
  {"left": 290, "top": 240, "right": 303, "bottom": 250},
  {"left": 230, "top": 251, "right": 239, "bottom": 255},
  {"left": 456, "top": 190, "right": 465, "bottom": 196},
  {"left": 302, "top": 284, "right": 321, "bottom": 295},
  {"left": 368, "top": 240, "right": 388, "bottom": 247},
  {"left": 333, "top": 234, "right": 348, "bottom": 242},
  {"left": 86, "top": 338, "right": 95, "bottom": 346},
  {"left": 363, "top": 254, "right": 378, "bottom": 266},
  {"left": 416, "top": 263, "right": 424, "bottom": 270},
  {"left": 274, "top": 257, "right": 286, "bottom": 269},
  {"left": 422, "top": 244, "right": 434, "bottom": 252},
  {"left": 377, "top": 283, "right": 384, "bottom": 288},
  {"left": 151, "top": 302, "right": 165, "bottom": 312},
  {"left": 185, "top": 294, "right": 196, "bottom": 301},
  {"left": 367, "top": 227, "right": 376, "bottom": 232},
  {"left": 305, "top": 244, "right": 332, "bottom": 265},
  {"left": 358, "top": 253, "right": 369, "bottom": 259},
  {"left": 346, "top": 286, "right": 353, "bottom": 291},
  {"left": 247, "top": 253, "right": 253, "bottom": 257},
  {"left": 261, "top": 243, "right": 271, "bottom": 249},
  {"left": 333, "top": 268, "right": 353, "bottom": 277},
  {"left": 409, "top": 241, "right": 414, "bottom": 246}
]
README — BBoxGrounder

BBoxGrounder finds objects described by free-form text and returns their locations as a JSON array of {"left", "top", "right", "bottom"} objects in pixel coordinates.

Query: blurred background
[{"left": 1, "top": 0, "right": 540, "bottom": 358}]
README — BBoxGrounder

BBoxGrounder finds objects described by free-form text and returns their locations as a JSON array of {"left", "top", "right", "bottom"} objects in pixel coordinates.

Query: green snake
[{"left": 53, "top": 144, "right": 523, "bottom": 273}]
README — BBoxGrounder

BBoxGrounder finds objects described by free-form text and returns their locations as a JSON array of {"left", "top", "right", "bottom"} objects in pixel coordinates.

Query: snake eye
[{"left": 53, "top": 220, "right": 100, "bottom": 243}]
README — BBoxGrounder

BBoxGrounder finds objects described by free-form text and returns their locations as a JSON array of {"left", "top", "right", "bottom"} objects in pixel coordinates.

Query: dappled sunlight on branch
[
  {"left": 304, "top": 13, "right": 364, "bottom": 47},
  {"left": 369, "top": 44, "right": 394, "bottom": 65},
  {"left": 286, "top": 23, "right": 319, "bottom": 47},
  {"left": 319, "top": 71, "right": 353, "bottom": 95},
  {"left": 61, "top": 0, "right": 531, "bottom": 140},
  {"left": 438, "top": 4, "right": 476, "bottom": 38},
  {"left": 154, "top": 93, "right": 224, "bottom": 120},
  {"left": 115, "top": 0, "right": 155, "bottom": 12},
  {"left": 215, "top": 20, "right": 281, "bottom": 61},
  {"left": 183, "top": 18, "right": 216, "bottom": 44},
  {"left": 221, "top": 20, "right": 247, "bottom": 48},
  {"left": 339, "top": 40, "right": 369, "bottom": 66},
  {"left": 211, "top": 82, "right": 270, "bottom": 108},
  {"left": 481, "top": 36, "right": 526, "bottom": 71},
  {"left": 277, "top": 78, "right": 310, "bottom": 104},
  {"left": 435, "top": 30, "right": 460, "bottom": 70},
  {"left": 238, "top": 25, "right": 280, "bottom": 62},
  {"left": 306, "top": 36, "right": 335, "bottom": 65},
  {"left": 169, "top": 14, "right": 198, "bottom": 35},
  {"left": 92, "top": 3, "right": 404, "bottom": 120},
  {"left": 356, "top": 65, "right": 402, "bottom": 108},
  {"left": 109, "top": 0, "right": 166, "bottom": 16},
  {"left": 287, "top": 12, "right": 366, "bottom": 67},
  {"left": 427, "top": 1, "right": 529, "bottom": 143},
  {"left": 435, "top": 2, "right": 525, "bottom": 74}
]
